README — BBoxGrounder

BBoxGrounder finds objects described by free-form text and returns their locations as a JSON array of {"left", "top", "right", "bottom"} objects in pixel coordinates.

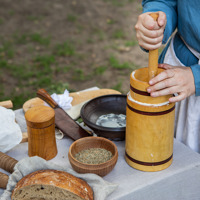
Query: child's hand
[
  {"left": 135, "top": 11, "right": 166, "bottom": 50},
  {"left": 147, "top": 64, "right": 195, "bottom": 102}
]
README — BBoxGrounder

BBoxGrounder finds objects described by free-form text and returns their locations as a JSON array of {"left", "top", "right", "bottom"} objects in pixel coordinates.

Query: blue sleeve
[
  {"left": 190, "top": 64, "right": 200, "bottom": 96},
  {"left": 142, "top": 0, "right": 178, "bottom": 44}
]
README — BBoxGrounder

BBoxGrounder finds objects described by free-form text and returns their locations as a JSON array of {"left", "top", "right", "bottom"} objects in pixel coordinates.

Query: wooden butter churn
[{"left": 125, "top": 13, "right": 175, "bottom": 171}]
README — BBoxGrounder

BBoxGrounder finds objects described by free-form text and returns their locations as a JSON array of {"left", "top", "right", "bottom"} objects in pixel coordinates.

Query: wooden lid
[{"left": 25, "top": 106, "right": 55, "bottom": 128}]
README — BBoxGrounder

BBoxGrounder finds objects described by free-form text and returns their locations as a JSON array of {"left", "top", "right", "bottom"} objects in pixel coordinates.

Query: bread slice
[{"left": 11, "top": 169, "right": 93, "bottom": 200}]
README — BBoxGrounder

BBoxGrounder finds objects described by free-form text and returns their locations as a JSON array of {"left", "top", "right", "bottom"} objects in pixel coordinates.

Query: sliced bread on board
[{"left": 11, "top": 169, "right": 93, "bottom": 200}]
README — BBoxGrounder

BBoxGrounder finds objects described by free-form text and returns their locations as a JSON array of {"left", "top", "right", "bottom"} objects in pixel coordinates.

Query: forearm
[{"left": 190, "top": 64, "right": 200, "bottom": 96}]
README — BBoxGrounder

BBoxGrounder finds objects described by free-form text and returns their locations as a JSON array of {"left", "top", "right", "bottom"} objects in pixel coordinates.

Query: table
[{"left": 1, "top": 109, "right": 200, "bottom": 200}]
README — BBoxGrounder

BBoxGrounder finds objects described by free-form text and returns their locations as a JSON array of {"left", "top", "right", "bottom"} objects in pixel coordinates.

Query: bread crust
[{"left": 11, "top": 169, "right": 93, "bottom": 200}]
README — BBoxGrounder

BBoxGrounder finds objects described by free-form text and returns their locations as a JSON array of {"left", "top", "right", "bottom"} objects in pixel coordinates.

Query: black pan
[{"left": 80, "top": 94, "right": 127, "bottom": 141}]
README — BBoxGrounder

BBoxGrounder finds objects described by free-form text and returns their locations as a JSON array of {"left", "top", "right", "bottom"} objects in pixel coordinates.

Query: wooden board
[
  {"left": 23, "top": 89, "right": 121, "bottom": 113},
  {"left": 0, "top": 100, "right": 13, "bottom": 109}
]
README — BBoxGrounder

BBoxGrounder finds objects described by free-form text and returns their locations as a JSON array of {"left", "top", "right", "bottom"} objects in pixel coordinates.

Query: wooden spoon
[{"left": 148, "top": 13, "right": 159, "bottom": 81}]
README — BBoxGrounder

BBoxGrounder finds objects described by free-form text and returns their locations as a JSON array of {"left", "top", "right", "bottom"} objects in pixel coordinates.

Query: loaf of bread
[{"left": 11, "top": 169, "right": 93, "bottom": 200}]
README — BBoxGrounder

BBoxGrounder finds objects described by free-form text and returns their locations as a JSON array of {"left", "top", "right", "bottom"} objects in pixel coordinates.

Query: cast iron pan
[{"left": 80, "top": 94, "right": 127, "bottom": 140}]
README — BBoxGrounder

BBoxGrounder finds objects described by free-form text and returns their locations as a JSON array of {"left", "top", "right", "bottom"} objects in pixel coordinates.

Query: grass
[
  {"left": 109, "top": 55, "right": 131, "bottom": 69},
  {"left": 0, "top": 34, "right": 77, "bottom": 109},
  {"left": 34, "top": 55, "right": 55, "bottom": 69},
  {"left": 94, "top": 66, "right": 107, "bottom": 75},
  {"left": 125, "top": 40, "right": 138, "bottom": 47},
  {"left": 107, "top": 18, "right": 115, "bottom": 24},
  {"left": 13, "top": 33, "right": 50, "bottom": 45},
  {"left": 29, "top": 33, "right": 50, "bottom": 46},
  {"left": 0, "top": 41, "right": 15, "bottom": 58},
  {"left": 112, "top": 81, "right": 123, "bottom": 92},
  {"left": 0, "top": 18, "right": 3, "bottom": 25},
  {"left": 92, "top": 29, "right": 105, "bottom": 41},
  {"left": 27, "top": 15, "right": 44, "bottom": 22},
  {"left": 112, "top": 30, "right": 125, "bottom": 39},
  {"left": 0, "top": 0, "right": 142, "bottom": 109},
  {"left": 13, "top": 33, "right": 29, "bottom": 44},
  {"left": 54, "top": 41, "right": 75, "bottom": 56},
  {"left": 67, "top": 14, "right": 77, "bottom": 22},
  {"left": 104, "top": 0, "right": 135, "bottom": 7},
  {"left": 0, "top": 48, "right": 71, "bottom": 109},
  {"left": 73, "top": 69, "right": 87, "bottom": 81}
]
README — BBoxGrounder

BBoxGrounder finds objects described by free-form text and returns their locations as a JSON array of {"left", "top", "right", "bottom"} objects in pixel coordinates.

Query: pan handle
[
  {"left": 0, "top": 152, "right": 18, "bottom": 173},
  {"left": 37, "top": 88, "right": 58, "bottom": 109},
  {"left": 0, "top": 172, "right": 9, "bottom": 189},
  {"left": 148, "top": 13, "right": 159, "bottom": 81}
]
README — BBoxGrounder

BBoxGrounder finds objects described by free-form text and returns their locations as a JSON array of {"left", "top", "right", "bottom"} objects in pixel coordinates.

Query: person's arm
[
  {"left": 190, "top": 64, "right": 200, "bottom": 96},
  {"left": 142, "top": 0, "right": 178, "bottom": 44}
]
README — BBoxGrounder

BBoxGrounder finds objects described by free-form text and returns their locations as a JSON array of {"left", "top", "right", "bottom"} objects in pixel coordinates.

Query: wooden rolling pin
[
  {"left": 0, "top": 100, "right": 13, "bottom": 109},
  {"left": 0, "top": 152, "right": 18, "bottom": 174},
  {"left": 148, "top": 13, "right": 159, "bottom": 81},
  {"left": 0, "top": 172, "right": 9, "bottom": 189},
  {"left": 0, "top": 152, "right": 18, "bottom": 189}
]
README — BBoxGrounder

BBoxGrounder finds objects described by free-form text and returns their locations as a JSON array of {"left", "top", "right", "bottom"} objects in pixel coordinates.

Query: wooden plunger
[{"left": 148, "top": 13, "right": 159, "bottom": 81}]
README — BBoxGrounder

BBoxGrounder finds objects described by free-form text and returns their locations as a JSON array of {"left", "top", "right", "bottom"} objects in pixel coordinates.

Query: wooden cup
[{"left": 25, "top": 106, "right": 57, "bottom": 160}]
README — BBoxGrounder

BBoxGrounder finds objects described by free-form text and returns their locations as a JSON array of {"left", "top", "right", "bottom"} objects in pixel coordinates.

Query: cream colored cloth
[
  {"left": 1, "top": 156, "right": 118, "bottom": 200},
  {"left": 164, "top": 36, "right": 200, "bottom": 153},
  {"left": 0, "top": 107, "right": 22, "bottom": 153}
]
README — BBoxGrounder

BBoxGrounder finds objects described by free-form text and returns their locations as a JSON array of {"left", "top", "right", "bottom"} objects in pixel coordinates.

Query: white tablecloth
[{"left": 1, "top": 109, "right": 200, "bottom": 200}]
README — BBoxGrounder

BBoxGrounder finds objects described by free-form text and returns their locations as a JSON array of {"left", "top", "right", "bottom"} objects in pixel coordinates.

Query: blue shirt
[{"left": 142, "top": 0, "right": 200, "bottom": 95}]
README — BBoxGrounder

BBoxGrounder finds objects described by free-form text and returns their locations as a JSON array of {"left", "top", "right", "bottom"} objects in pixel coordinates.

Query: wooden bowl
[
  {"left": 80, "top": 94, "right": 127, "bottom": 141},
  {"left": 68, "top": 137, "right": 118, "bottom": 177}
]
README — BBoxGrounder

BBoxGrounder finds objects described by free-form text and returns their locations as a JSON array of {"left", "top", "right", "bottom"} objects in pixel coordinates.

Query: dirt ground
[{"left": 0, "top": 0, "right": 149, "bottom": 108}]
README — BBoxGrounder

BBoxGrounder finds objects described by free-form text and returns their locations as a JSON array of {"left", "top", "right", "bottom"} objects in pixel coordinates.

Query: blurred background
[{"left": 0, "top": 0, "right": 148, "bottom": 109}]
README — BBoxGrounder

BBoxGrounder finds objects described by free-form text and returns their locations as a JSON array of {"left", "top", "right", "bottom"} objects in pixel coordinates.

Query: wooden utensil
[
  {"left": 0, "top": 152, "right": 18, "bottom": 189},
  {"left": 0, "top": 152, "right": 18, "bottom": 174},
  {"left": 148, "top": 13, "right": 159, "bottom": 81},
  {"left": 0, "top": 100, "right": 13, "bottom": 109},
  {"left": 37, "top": 89, "right": 91, "bottom": 141},
  {"left": 0, "top": 172, "right": 9, "bottom": 189}
]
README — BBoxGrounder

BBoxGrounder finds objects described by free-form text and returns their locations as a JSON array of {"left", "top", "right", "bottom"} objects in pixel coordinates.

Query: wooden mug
[{"left": 25, "top": 106, "right": 57, "bottom": 160}]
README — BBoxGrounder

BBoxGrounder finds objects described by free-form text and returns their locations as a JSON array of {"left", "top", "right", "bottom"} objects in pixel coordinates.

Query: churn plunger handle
[{"left": 148, "top": 13, "right": 159, "bottom": 81}]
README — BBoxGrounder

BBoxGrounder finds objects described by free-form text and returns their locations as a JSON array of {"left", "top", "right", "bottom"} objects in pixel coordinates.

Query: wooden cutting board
[
  {"left": 23, "top": 89, "right": 121, "bottom": 113},
  {"left": 0, "top": 100, "right": 13, "bottom": 109}
]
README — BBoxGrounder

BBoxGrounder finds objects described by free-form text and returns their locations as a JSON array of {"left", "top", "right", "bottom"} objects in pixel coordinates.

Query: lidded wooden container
[
  {"left": 125, "top": 67, "right": 175, "bottom": 172},
  {"left": 25, "top": 106, "right": 57, "bottom": 160}
]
